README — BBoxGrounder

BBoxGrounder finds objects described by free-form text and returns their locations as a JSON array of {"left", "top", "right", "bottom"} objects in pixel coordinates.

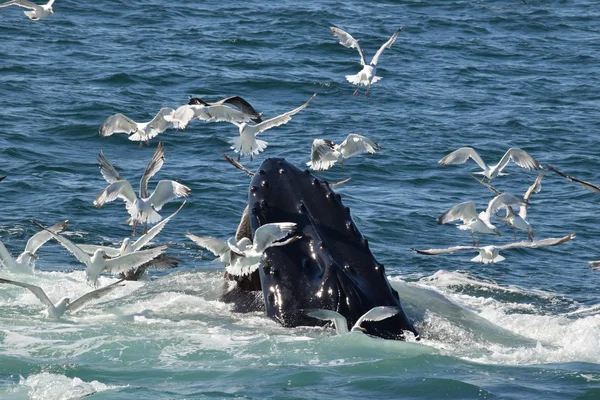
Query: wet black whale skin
[{"left": 247, "top": 158, "right": 418, "bottom": 340}]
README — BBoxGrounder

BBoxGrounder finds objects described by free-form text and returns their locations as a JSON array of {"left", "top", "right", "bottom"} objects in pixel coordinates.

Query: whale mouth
[{"left": 224, "top": 157, "right": 417, "bottom": 340}]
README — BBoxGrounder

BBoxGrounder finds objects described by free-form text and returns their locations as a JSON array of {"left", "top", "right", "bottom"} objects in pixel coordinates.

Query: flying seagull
[
  {"left": 93, "top": 143, "right": 190, "bottom": 235},
  {"left": 99, "top": 107, "right": 174, "bottom": 146},
  {"left": 330, "top": 26, "right": 402, "bottom": 97},
  {"left": 31, "top": 220, "right": 167, "bottom": 286},
  {"left": 438, "top": 193, "right": 524, "bottom": 244},
  {"left": 546, "top": 164, "right": 600, "bottom": 193},
  {"left": 186, "top": 222, "right": 299, "bottom": 277},
  {"left": 189, "top": 95, "right": 262, "bottom": 123},
  {"left": 0, "top": 220, "right": 67, "bottom": 272},
  {"left": 439, "top": 147, "right": 542, "bottom": 181},
  {"left": 0, "top": 0, "right": 54, "bottom": 20},
  {"left": 413, "top": 233, "right": 575, "bottom": 264},
  {"left": 306, "top": 133, "right": 381, "bottom": 171},
  {"left": 0, "top": 277, "right": 125, "bottom": 318},
  {"left": 229, "top": 93, "right": 316, "bottom": 161},
  {"left": 306, "top": 306, "right": 400, "bottom": 335},
  {"left": 164, "top": 103, "right": 257, "bottom": 131}
]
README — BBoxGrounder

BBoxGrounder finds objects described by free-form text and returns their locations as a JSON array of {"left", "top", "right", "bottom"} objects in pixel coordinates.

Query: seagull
[
  {"left": 31, "top": 219, "right": 168, "bottom": 286},
  {"left": 0, "top": 0, "right": 54, "bottom": 20},
  {"left": 164, "top": 102, "right": 257, "bottom": 131},
  {"left": 188, "top": 95, "right": 262, "bottom": 123},
  {"left": 99, "top": 108, "right": 174, "bottom": 146},
  {"left": 229, "top": 93, "right": 316, "bottom": 161},
  {"left": 0, "top": 220, "right": 67, "bottom": 273},
  {"left": 78, "top": 202, "right": 185, "bottom": 279},
  {"left": 306, "top": 306, "right": 400, "bottom": 335},
  {"left": 330, "top": 26, "right": 402, "bottom": 97},
  {"left": 186, "top": 222, "right": 299, "bottom": 277},
  {"left": 413, "top": 233, "right": 575, "bottom": 264},
  {"left": 546, "top": 164, "right": 600, "bottom": 193},
  {"left": 93, "top": 143, "right": 190, "bottom": 235},
  {"left": 439, "top": 147, "right": 542, "bottom": 181},
  {"left": 306, "top": 133, "right": 381, "bottom": 171},
  {"left": 0, "top": 277, "right": 125, "bottom": 318},
  {"left": 590, "top": 261, "right": 600, "bottom": 271},
  {"left": 438, "top": 193, "right": 524, "bottom": 244}
]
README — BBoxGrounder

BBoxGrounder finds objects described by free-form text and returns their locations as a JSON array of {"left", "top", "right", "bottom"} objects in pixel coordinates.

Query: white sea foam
[{"left": 3, "top": 372, "right": 118, "bottom": 400}]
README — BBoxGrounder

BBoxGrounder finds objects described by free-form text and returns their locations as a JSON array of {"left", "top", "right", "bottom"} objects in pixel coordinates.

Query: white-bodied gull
[
  {"left": 228, "top": 93, "right": 316, "bottom": 161},
  {"left": 0, "top": 277, "right": 125, "bottom": 318},
  {"left": 189, "top": 95, "right": 262, "bottom": 123},
  {"left": 306, "top": 306, "right": 400, "bottom": 335},
  {"left": 93, "top": 143, "right": 190, "bottom": 235},
  {"left": 306, "top": 133, "right": 381, "bottom": 171},
  {"left": 413, "top": 233, "right": 575, "bottom": 264},
  {"left": 439, "top": 147, "right": 542, "bottom": 181},
  {"left": 0, "top": 0, "right": 54, "bottom": 20},
  {"left": 99, "top": 108, "right": 174, "bottom": 146},
  {"left": 0, "top": 220, "right": 67, "bottom": 273},
  {"left": 164, "top": 103, "right": 256, "bottom": 131},
  {"left": 330, "top": 26, "right": 402, "bottom": 97}
]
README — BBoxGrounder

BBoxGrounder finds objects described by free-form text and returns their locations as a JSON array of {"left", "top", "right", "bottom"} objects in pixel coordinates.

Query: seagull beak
[
  {"left": 31, "top": 253, "right": 39, "bottom": 260},
  {"left": 358, "top": 327, "right": 367, "bottom": 333}
]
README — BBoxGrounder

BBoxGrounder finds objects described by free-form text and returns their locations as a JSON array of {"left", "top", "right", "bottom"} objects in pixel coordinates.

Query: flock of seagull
[{"left": 1, "top": 2, "right": 598, "bottom": 336}]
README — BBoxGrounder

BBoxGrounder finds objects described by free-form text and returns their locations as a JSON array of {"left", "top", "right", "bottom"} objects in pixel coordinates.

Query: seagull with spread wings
[
  {"left": 306, "top": 306, "right": 400, "bottom": 335},
  {"left": 0, "top": 220, "right": 67, "bottom": 273},
  {"left": 0, "top": 277, "right": 125, "bottom": 318},
  {"left": 93, "top": 143, "right": 190, "bottom": 235},
  {"left": 228, "top": 93, "right": 316, "bottom": 161},
  {"left": 330, "top": 26, "right": 402, "bottom": 97},
  {"left": 413, "top": 233, "right": 575, "bottom": 264},
  {"left": 439, "top": 147, "right": 542, "bottom": 181},
  {"left": 0, "top": 0, "right": 54, "bottom": 20},
  {"left": 99, "top": 107, "right": 174, "bottom": 146},
  {"left": 188, "top": 95, "right": 262, "bottom": 122},
  {"left": 438, "top": 193, "right": 524, "bottom": 244},
  {"left": 306, "top": 133, "right": 381, "bottom": 171}
]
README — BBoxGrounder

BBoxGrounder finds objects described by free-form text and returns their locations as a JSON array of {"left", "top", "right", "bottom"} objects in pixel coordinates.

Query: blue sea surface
[{"left": 1, "top": 0, "right": 599, "bottom": 398}]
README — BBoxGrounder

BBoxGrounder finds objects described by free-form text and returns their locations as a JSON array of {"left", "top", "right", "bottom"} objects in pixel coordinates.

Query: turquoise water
[{"left": 1, "top": 0, "right": 600, "bottom": 398}]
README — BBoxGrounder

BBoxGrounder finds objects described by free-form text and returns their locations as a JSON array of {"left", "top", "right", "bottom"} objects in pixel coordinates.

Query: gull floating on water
[
  {"left": 0, "top": 277, "right": 125, "bottom": 318},
  {"left": 0, "top": 0, "right": 54, "bottom": 20},
  {"left": 0, "top": 220, "right": 67, "bottom": 273},
  {"left": 187, "top": 222, "right": 299, "bottom": 277},
  {"left": 229, "top": 93, "right": 316, "bottom": 161},
  {"left": 306, "top": 306, "right": 400, "bottom": 335},
  {"left": 330, "top": 26, "right": 402, "bottom": 97},
  {"left": 93, "top": 143, "right": 190, "bottom": 235},
  {"left": 475, "top": 169, "right": 547, "bottom": 240},
  {"left": 31, "top": 219, "right": 167, "bottom": 286},
  {"left": 99, "top": 107, "right": 174, "bottom": 146},
  {"left": 306, "top": 133, "right": 381, "bottom": 171},
  {"left": 546, "top": 164, "right": 600, "bottom": 193},
  {"left": 439, "top": 147, "right": 542, "bottom": 181},
  {"left": 438, "top": 193, "right": 524, "bottom": 244},
  {"left": 413, "top": 233, "right": 575, "bottom": 264}
]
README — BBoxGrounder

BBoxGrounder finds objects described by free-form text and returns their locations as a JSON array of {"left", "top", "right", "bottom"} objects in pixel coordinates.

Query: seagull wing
[
  {"left": 337, "top": 133, "right": 381, "bottom": 159},
  {"left": 472, "top": 175, "right": 502, "bottom": 195},
  {"left": 370, "top": 27, "right": 402, "bottom": 66},
  {"left": 330, "top": 27, "right": 366, "bottom": 66},
  {"left": 99, "top": 113, "right": 138, "bottom": 137},
  {"left": 146, "top": 180, "right": 190, "bottom": 212},
  {"left": 497, "top": 233, "right": 575, "bottom": 250},
  {"left": 0, "top": 0, "right": 40, "bottom": 10},
  {"left": 131, "top": 201, "right": 185, "bottom": 251},
  {"left": 244, "top": 94, "right": 316, "bottom": 136},
  {"left": 145, "top": 108, "right": 174, "bottom": 136},
  {"left": 68, "top": 279, "right": 125, "bottom": 313},
  {"left": 521, "top": 169, "right": 547, "bottom": 219},
  {"left": 143, "top": 255, "right": 181, "bottom": 270},
  {"left": 252, "top": 222, "right": 297, "bottom": 254},
  {"left": 0, "top": 278, "right": 54, "bottom": 308},
  {"left": 438, "top": 201, "right": 478, "bottom": 224},
  {"left": 24, "top": 220, "right": 68, "bottom": 255},
  {"left": 216, "top": 96, "right": 262, "bottom": 123},
  {"left": 78, "top": 244, "right": 121, "bottom": 257},
  {"left": 94, "top": 180, "right": 137, "bottom": 208},
  {"left": 97, "top": 151, "right": 123, "bottom": 184},
  {"left": 306, "top": 309, "right": 349, "bottom": 335},
  {"left": 307, "top": 139, "right": 337, "bottom": 171},
  {"left": 495, "top": 148, "right": 542, "bottom": 174},
  {"left": 139, "top": 142, "right": 165, "bottom": 199},
  {"left": 186, "top": 233, "right": 229, "bottom": 257},
  {"left": 438, "top": 147, "right": 487, "bottom": 171},
  {"left": 486, "top": 193, "right": 524, "bottom": 217},
  {"left": 413, "top": 245, "right": 478, "bottom": 255},
  {"left": 547, "top": 164, "right": 600, "bottom": 193},
  {"left": 352, "top": 306, "right": 399, "bottom": 331},
  {"left": 0, "top": 241, "right": 15, "bottom": 267},
  {"left": 47, "top": 231, "right": 93, "bottom": 267},
  {"left": 163, "top": 105, "right": 196, "bottom": 129},
  {"left": 227, "top": 237, "right": 249, "bottom": 257},
  {"left": 103, "top": 246, "right": 167, "bottom": 274},
  {"left": 196, "top": 104, "right": 254, "bottom": 123}
]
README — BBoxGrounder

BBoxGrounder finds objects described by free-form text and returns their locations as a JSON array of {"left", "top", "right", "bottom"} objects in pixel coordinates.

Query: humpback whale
[{"left": 222, "top": 157, "right": 418, "bottom": 340}]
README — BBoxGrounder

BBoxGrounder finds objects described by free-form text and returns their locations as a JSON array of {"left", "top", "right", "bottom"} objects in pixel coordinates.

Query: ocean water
[{"left": 1, "top": 0, "right": 599, "bottom": 398}]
